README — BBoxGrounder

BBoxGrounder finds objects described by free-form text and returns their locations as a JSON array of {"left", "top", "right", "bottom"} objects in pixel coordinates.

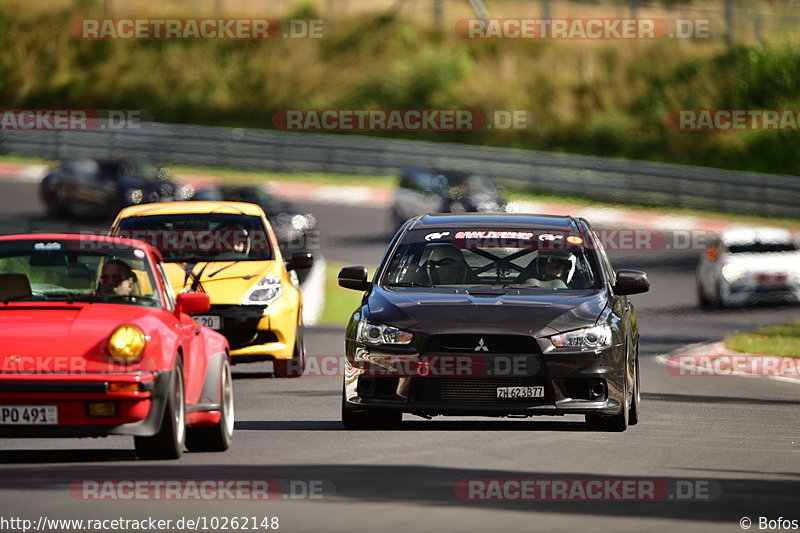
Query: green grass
[
  {"left": 725, "top": 321, "right": 800, "bottom": 358},
  {"left": 318, "top": 261, "right": 376, "bottom": 326},
  {"left": 171, "top": 164, "right": 396, "bottom": 189}
]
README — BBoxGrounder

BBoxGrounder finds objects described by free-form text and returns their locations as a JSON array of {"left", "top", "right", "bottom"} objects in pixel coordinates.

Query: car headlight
[
  {"left": 108, "top": 325, "right": 146, "bottom": 364},
  {"left": 242, "top": 274, "right": 283, "bottom": 306},
  {"left": 721, "top": 263, "right": 747, "bottom": 282},
  {"left": 357, "top": 319, "right": 413, "bottom": 345},
  {"left": 551, "top": 325, "right": 612, "bottom": 350}
]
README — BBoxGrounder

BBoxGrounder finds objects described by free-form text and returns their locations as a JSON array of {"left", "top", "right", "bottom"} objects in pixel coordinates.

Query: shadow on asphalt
[
  {"left": 643, "top": 392, "right": 800, "bottom": 406},
  {"left": 0, "top": 449, "right": 137, "bottom": 464},
  {"left": 234, "top": 418, "right": 589, "bottom": 432},
  {"left": 0, "top": 462, "right": 796, "bottom": 524}
]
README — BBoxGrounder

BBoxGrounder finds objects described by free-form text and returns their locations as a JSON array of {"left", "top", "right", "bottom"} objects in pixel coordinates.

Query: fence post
[
  {"left": 541, "top": 0, "right": 551, "bottom": 20},
  {"left": 725, "top": 0, "right": 734, "bottom": 46},
  {"left": 630, "top": 0, "right": 638, "bottom": 19},
  {"left": 433, "top": 0, "right": 444, "bottom": 27}
]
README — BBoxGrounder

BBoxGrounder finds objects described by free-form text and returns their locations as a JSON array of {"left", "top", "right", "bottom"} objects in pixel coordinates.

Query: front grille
[
  {"left": 209, "top": 305, "right": 267, "bottom": 349},
  {"left": 412, "top": 377, "right": 549, "bottom": 403},
  {"left": 424, "top": 334, "right": 539, "bottom": 354}
]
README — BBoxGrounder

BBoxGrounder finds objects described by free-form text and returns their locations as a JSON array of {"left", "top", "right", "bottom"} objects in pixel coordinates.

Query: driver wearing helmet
[
  {"left": 426, "top": 244, "right": 470, "bottom": 285},
  {"left": 529, "top": 252, "right": 573, "bottom": 289}
]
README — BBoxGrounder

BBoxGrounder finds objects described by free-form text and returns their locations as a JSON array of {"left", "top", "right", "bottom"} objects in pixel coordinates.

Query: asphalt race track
[{"left": 1, "top": 180, "right": 799, "bottom": 533}]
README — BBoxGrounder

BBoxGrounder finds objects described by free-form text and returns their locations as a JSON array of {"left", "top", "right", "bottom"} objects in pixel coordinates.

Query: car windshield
[
  {"left": 726, "top": 241, "right": 798, "bottom": 254},
  {"left": 0, "top": 240, "right": 161, "bottom": 307},
  {"left": 101, "top": 160, "right": 161, "bottom": 181},
  {"left": 115, "top": 213, "right": 274, "bottom": 263},
  {"left": 382, "top": 229, "right": 601, "bottom": 290}
]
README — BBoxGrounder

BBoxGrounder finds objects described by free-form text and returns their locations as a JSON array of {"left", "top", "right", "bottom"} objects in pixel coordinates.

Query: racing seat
[{"left": 0, "top": 273, "right": 32, "bottom": 301}]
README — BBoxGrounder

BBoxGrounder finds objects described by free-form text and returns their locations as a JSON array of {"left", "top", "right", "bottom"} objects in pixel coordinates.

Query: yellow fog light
[
  {"left": 88, "top": 401, "right": 117, "bottom": 417},
  {"left": 108, "top": 326, "right": 146, "bottom": 364}
]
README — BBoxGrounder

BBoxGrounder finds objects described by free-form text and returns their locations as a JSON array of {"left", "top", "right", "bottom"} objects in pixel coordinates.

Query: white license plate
[
  {"left": 0, "top": 405, "right": 57, "bottom": 425},
  {"left": 496, "top": 386, "right": 544, "bottom": 399},
  {"left": 195, "top": 315, "right": 222, "bottom": 330}
]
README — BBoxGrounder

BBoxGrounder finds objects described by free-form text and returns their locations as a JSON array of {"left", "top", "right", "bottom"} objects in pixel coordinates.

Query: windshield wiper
[
  {"left": 208, "top": 260, "right": 241, "bottom": 279},
  {"left": 1, "top": 295, "right": 34, "bottom": 304},
  {"left": 386, "top": 281, "right": 433, "bottom": 287}
]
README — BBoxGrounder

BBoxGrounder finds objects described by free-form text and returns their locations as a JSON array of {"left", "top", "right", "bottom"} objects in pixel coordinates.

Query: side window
[
  {"left": 156, "top": 261, "right": 176, "bottom": 311},
  {"left": 591, "top": 230, "right": 616, "bottom": 286}
]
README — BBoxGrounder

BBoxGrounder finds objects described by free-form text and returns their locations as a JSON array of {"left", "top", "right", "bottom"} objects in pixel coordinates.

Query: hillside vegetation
[{"left": 2, "top": 2, "right": 800, "bottom": 175}]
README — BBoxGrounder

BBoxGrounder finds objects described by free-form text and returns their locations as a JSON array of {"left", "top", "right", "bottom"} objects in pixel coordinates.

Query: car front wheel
[
  {"left": 135, "top": 357, "right": 186, "bottom": 459},
  {"left": 341, "top": 389, "right": 402, "bottom": 430},
  {"left": 586, "top": 373, "right": 629, "bottom": 432},
  {"left": 273, "top": 316, "right": 305, "bottom": 378},
  {"left": 186, "top": 358, "right": 234, "bottom": 452}
]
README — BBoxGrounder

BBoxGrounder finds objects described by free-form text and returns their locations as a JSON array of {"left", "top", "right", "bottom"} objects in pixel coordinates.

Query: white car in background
[{"left": 697, "top": 227, "right": 800, "bottom": 309}]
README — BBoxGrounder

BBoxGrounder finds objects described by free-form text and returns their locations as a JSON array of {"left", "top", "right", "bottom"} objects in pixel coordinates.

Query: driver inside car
[
  {"left": 97, "top": 259, "right": 138, "bottom": 297},
  {"left": 426, "top": 244, "right": 470, "bottom": 285},
  {"left": 527, "top": 252, "right": 573, "bottom": 289}
]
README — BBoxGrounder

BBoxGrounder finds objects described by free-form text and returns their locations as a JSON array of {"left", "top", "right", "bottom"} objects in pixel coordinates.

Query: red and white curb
[{"left": 655, "top": 341, "right": 800, "bottom": 385}]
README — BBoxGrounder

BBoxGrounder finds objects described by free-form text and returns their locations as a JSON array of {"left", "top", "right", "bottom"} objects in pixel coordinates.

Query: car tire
[
  {"left": 186, "top": 358, "right": 234, "bottom": 452},
  {"left": 628, "top": 356, "right": 640, "bottom": 426},
  {"left": 273, "top": 316, "right": 305, "bottom": 378},
  {"left": 44, "top": 192, "right": 68, "bottom": 219},
  {"left": 697, "top": 283, "right": 712, "bottom": 311},
  {"left": 134, "top": 357, "right": 186, "bottom": 460},
  {"left": 712, "top": 280, "right": 726, "bottom": 310},
  {"left": 586, "top": 371, "right": 629, "bottom": 432},
  {"left": 341, "top": 389, "right": 402, "bottom": 430}
]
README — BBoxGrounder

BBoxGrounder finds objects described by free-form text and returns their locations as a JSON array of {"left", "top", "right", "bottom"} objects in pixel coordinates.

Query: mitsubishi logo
[{"left": 474, "top": 338, "right": 489, "bottom": 352}]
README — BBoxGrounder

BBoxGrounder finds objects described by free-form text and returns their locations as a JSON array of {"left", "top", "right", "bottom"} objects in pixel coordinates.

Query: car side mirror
[
  {"left": 286, "top": 251, "right": 313, "bottom": 271},
  {"left": 338, "top": 266, "right": 370, "bottom": 291},
  {"left": 613, "top": 270, "right": 650, "bottom": 295},
  {"left": 176, "top": 292, "right": 211, "bottom": 316}
]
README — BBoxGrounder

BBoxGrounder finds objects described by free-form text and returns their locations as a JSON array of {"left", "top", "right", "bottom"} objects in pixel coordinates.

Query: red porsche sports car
[{"left": 0, "top": 234, "right": 233, "bottom": 459}]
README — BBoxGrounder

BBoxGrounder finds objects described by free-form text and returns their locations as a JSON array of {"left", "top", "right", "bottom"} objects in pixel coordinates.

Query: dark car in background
[
  {"left": 339, "top": 213, "right": 649, "bottom": 431},
  {"left": 191, "top": 185, "right": 317, "bottom": 258},
  {"left": 40, "top": 158, "right": 189, "bottom": 219},
  {"left": 390, "top": 167, "right": 512, "bottom": 232}
]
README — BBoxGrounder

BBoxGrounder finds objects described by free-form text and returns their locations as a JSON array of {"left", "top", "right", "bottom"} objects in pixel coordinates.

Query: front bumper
[
  {"left": 0, "top": 371, "right": 170, "bottom": 437},
  {"left": 722, "top": 282, "right": 800, "bottom": 306},
  {"left": 202, "top": 305, "right": 293, "bottom": 361},
  {"left": 343, "top": 347, "right": 627, "bottom": 418}
]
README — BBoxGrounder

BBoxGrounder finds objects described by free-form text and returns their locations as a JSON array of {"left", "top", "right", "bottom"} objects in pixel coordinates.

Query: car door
[
  {"left": 68, "top": 161, "right": 108, "bottom": 214},
  {"left": 591, "top": 226, "right": 636, "bottom": 356},
  {"left": 156, "top": 259, "right": 205, "bottom": 405}
]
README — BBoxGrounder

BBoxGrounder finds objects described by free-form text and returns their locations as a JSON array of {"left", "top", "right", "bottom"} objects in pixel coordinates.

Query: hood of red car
[{"left": 0, "top": 303, "right": 163, "bottom": 371}]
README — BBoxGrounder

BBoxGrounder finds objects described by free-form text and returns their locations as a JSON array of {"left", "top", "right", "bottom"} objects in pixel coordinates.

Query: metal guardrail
[{"left": 2, "top": 121, "right": 799, "bottom": 218}]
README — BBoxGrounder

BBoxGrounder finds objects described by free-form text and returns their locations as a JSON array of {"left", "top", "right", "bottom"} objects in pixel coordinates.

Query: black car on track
[
  {"left": 338, "top": 213, "right": 650, "bottom": 431},
  {"left": 40, "top": 158, "right": 189, "bottom": 219}
]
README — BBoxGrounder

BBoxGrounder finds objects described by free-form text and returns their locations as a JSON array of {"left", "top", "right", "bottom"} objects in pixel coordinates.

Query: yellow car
[{"left": 110, "top": 201, "right": 312, "bottom": 377}]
